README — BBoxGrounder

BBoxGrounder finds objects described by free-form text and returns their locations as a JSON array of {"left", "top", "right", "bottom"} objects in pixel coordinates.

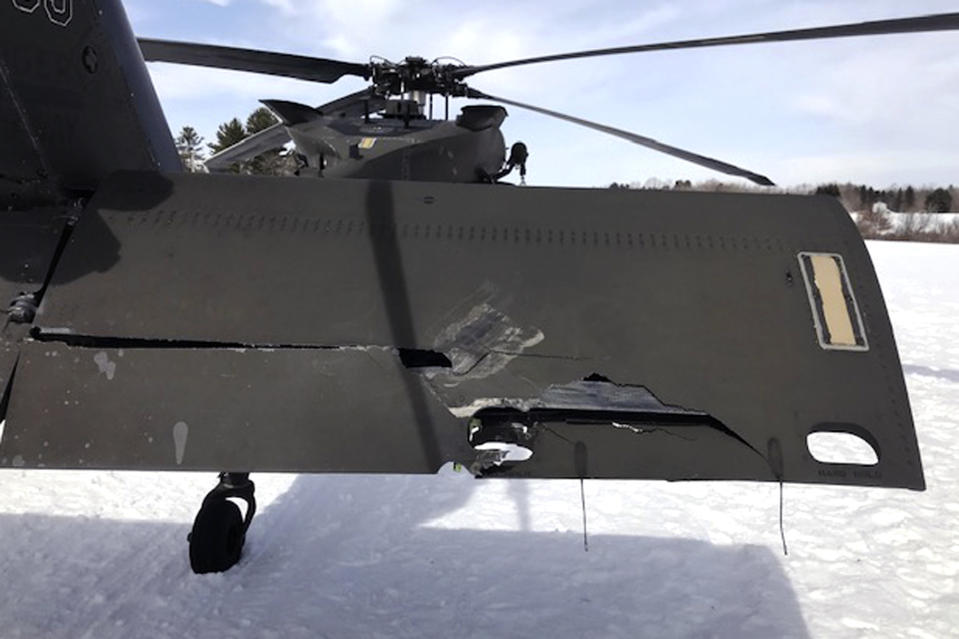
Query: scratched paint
[
  {"left": 93, "top": 351, "right": 116, "bottom": 381},
  {"left": 173, "top": 422, "right": 188, "bottom": 465},
  {"left": 445, "top": 379, "right": 706, "bottom": 419},
  {"left": 433, "top": 303, "right": 544, "bottom": 378}
]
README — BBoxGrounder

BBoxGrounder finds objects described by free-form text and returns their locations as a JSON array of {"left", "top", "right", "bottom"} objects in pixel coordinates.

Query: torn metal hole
[
  {"left": 462, "top": 379, "right": 745, "bottom": 446},
  {"left": 807, "top": 430, "right": 878, "bottom": 466},
  {"left": 468, "top": 411, "right": 536, "bottom": 471},
  {"left": 398, "top": 348, "right": 452, "bottom": 368},
  {"left": 473, "top": 442, "right": 533, "bottom": 463},
  {"left": 469, "top": 411, "right": 535, "bottom": 443},
  {"left": 460, "top": 379, "right": 770, "bottom": 473},
  {"left": 582, "top": 373, "right": 613, "bottom": 383},
  {"left": 474, "top": 406, "right": 718, "bottom": 429}
]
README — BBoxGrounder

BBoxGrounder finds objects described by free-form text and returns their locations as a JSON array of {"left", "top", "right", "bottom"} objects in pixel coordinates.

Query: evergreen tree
[
  {"left": 893, "top": 187, "right": 903, "bottom": 212},
  {"left": 205, "top": 110, "right": 294, "bottom": 176},
  {"left": 175, "top": 126, "right": 205, "bottom": 172},
  {"left": 208, "top": 117, "right": 247, "bottom": 155},
  {"left": 815, "top": 183, "right": 840, "bottom": 197},
  {"left": 244, "top": 107, "right": 288, "bottom": 175},
  {"left": 904, "top": 186, "right": 915, "bottom": 211},
  {"left": 246, "top": 107, "right": 278, "bottom": 135},
  {"left": 925, "top": 188, "right": 953, "bottom": 213}
]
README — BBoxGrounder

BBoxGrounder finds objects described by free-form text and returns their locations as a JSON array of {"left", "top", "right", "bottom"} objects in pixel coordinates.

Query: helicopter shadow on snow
[
  {"left": 0, "top": 472, "right": 810, "bottom": 639},
  {"left": 902, "top": 364, "right": 959, "bottom": 385}
]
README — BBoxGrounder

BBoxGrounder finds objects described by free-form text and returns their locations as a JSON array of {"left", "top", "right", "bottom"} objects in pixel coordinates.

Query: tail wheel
[{"left": 188, "top": 499, "right": 246, "bottom": 574}]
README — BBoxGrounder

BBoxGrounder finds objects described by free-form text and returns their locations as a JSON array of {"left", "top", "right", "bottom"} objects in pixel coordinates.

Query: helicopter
[
  {"left": 1, "top": 1, "right": 953, "bottom": 574},
  {"left": 138, "top": 35, "right": 780, "bottom": 185}
]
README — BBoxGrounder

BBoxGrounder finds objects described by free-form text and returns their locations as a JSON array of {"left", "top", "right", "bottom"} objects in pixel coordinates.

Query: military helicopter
[
  {"left": 1, "top": 2, "right": 954, "bottom": 574},
  {"left": 137, "top": 33, "right": 783, "bottom": 185},
  {"left": 207, "top": 92, "right": 523, "bottom": 184}
]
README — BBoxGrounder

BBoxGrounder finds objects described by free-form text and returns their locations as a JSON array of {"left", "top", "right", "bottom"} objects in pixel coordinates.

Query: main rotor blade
[
  {"left": 456, "top": 13, "right": 959, "bottom": 78},
  {"left": 138, "top": 38, "right": 369, "bottom": 84},
  {"left": 467, "top": 89, "right": 774, "bottom": 186}
]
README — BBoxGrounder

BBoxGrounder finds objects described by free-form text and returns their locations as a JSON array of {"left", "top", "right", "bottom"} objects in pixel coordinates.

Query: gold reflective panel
[
  {"left": 810, "top": 254, "right": 856, "bottom": 346},
  {"left": 798, "top": 252, "right": 868, "bottom": 351}
]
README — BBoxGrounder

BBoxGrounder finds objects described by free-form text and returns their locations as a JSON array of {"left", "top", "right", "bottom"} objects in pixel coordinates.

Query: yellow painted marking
[
  {"left": 358, "top": 137, "right": 376, "bottom": 149},
  {"left": 810, "top": 255, "right": 856, "bottom": 346}
]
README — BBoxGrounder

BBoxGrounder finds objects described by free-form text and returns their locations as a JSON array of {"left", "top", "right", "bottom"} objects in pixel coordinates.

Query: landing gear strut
[{"left": 188, "top": 472, "right": 256, "bottom": 574}]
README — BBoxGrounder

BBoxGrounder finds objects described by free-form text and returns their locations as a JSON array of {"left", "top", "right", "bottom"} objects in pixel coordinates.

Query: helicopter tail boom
[{"left": 0, "top": 0, "right": 179, "bottom": 211}]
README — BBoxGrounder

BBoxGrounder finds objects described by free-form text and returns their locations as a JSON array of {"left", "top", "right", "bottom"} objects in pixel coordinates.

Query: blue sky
[{"left": 127, "top": 0, "right": 959, "bottom": 188}]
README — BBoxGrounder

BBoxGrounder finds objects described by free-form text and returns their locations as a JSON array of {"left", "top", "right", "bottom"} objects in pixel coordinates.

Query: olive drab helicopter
[
  {"left": 1, "top": 1, "right": 954, "bottom": 574},
  {"left": 139, "top": 36, "right": 779, "bottom": 186}
]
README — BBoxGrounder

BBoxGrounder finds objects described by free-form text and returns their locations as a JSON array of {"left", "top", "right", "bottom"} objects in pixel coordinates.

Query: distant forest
[
  {"left": 609, "top": 179, "right": 959, "bottom": 243},
  {"left": 609, "top": 178, "right": 956, "bottom": 213}
]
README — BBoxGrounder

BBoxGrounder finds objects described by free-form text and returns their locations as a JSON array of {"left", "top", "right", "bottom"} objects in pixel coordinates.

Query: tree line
[
  {"left": 814, "top": 183, "right": 953, "bottom": 214},
  {"left": 610, "top": 179, "right": 955, "bottom": 213},
  {"left": 175, "top": 106, "right": 294, "bottom": 175}
]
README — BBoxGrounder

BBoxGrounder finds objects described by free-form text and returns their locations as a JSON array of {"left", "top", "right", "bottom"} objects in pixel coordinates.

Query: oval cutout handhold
[{"left": 807, "top": 431, "right": 878, "bottom": 465}]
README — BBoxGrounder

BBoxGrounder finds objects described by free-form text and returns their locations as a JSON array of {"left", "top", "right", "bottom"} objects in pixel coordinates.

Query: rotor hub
[{"left": 369, "top": 56, "right": 468, "bottom": 98}]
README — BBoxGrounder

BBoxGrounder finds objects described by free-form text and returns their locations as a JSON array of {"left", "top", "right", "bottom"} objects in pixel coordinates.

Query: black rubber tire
[{"left": 188, "top": 499, "right": 245, "bottom": 574}]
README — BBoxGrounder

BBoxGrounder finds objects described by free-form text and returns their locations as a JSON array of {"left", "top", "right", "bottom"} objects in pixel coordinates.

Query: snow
[
  {"left": 852, "top": 204, "right": 959, "bottom": 236},
  {"left": 1, "top": 240, "right": 958, "bottom": 638},
  {"left": 883, "top": 212, "right": 958, "bottom": 234}
]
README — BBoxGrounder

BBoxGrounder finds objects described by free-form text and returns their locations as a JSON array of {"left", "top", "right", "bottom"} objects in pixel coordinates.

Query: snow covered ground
[
  {"left": 851, "top": 206, "right": 959, "bottom": 237},
  {"left": 1, "top": 240, "right": 957, "bottom": 639}
]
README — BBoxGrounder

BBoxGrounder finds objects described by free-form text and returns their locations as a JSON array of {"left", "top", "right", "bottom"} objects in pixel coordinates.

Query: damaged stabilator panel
[
  {"left": 0, "top": 172, "right": 922, "bottom": 574},
  {"left": 2, "top": 175, "right": 922, "bottom": 466}
]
